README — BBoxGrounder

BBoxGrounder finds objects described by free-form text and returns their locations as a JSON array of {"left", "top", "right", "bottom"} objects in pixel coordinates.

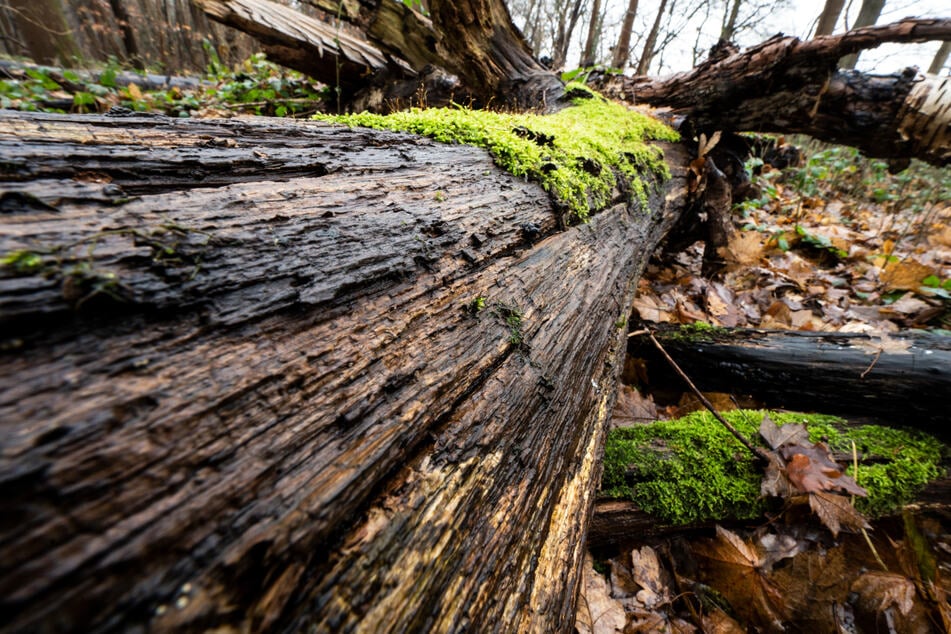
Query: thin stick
[
  {"left": 853, "top": 440, "right": 888, "bottom": 572},
  {"left": 644, "top": 329, "right": 770, "bottom": 463},
  {"left": 860, "top": 349, "right": 881, "bottom": 379}
]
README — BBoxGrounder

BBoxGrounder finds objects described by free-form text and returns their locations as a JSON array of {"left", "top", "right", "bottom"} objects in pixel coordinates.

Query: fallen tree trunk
[
  {"left": 0, "top": 110, "right": 689, "bottom": 632},
  {"left": 629, "top": 328, "right": 951, "bottom": 438},
  {"left": 593, "top": 18, "right": 951, "bottom": 167}
]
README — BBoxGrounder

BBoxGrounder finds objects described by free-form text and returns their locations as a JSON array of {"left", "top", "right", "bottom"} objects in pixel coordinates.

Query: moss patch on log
[
  {"left": 313, "top": 89, "right": 678, "bottom": 222},
  {"left": 601, "top": 410, "right": 946, "bottom": 525}
]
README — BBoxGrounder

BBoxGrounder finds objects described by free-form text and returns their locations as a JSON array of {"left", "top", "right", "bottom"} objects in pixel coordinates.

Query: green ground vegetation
[
  {"left": 313, "top": 89, "right": 678, "bottom": 222},
  {"left": 601, "top": 409, "right": 946, "bottom": 525}
]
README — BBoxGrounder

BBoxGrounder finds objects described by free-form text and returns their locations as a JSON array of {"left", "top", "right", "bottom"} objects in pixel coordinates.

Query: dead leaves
[
  {"left": 758, "top": 415, "right": 869, "bottom": 537},
  {"left": 692, "top": 526, "right": 789, "bottom": 631},
  {"left": 577, "top": 514, "right": 951, "bottom": 634}
]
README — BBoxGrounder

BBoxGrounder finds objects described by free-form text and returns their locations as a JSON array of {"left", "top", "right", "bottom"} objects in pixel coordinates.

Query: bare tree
[
  {"left": 928, "top": 40, "right": 950, "bottom": 75},
  {"left": 635, "top": 0, "right": 670, "bottom": 75},
  {"left": 840, "top": 0, "right": 886, "bottom": 68},
  {"left": 814, "top": 0, "right": 847, "bottom": 36},
  {"left": 579, "top": 0, "right": 604, "bottom": 66},
  {"left": 611, "top": 0, "right": 639, "bottom": 69},
  {"left": 720, "top": 0, "right": 742, "bottom": 40},
  {"left": 551, "top": 0, "right": 588, "bottom": 69}
]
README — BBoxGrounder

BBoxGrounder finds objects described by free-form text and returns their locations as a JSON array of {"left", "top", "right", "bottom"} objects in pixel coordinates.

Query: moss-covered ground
[
  {"left": 601, "top": 410, "right": 947, "bottom": 525},
  {"left": 313, "top": 87, "right": 679, "bottom": 222}
]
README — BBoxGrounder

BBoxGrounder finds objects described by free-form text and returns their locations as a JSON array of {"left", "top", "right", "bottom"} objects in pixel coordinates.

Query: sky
[{"left": 552, "top": 0, "right": 949, "bottom": 75}]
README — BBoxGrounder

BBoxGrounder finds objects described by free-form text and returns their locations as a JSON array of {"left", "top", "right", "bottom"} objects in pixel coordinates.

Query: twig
[
  {"left": 860, "top": 349, "right": 881, "bottom": 379},
  {"left": 643, "top": 329, "right": 770, "bottom": 463},
  {"left": 853, "top": 440, "right": 888, "bottom": 572}
]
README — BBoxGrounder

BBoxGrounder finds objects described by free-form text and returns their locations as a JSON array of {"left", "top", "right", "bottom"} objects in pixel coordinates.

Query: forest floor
[{"left": 581, "top": 143, "right": 951, "bottom": 633}]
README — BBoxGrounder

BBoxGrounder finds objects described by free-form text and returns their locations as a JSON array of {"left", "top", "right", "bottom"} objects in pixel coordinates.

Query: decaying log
[
  {"left": 589, "top": 474, "right": 951, "bottom": 548},
  {"left": 198, "top": 0, "right": 561, "bottom": 109},
  {"left": 0, "top": 110, "right": 689, "bottom": 631},
  {"left": 629, "top": 328, "right": 951, "bottom": 438},
  {"left": 593, "top": 18, "right": 951, "bottom": 167}
]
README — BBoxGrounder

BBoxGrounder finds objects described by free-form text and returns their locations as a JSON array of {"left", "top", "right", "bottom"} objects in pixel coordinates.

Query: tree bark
[
  {"left": 629, "top": 328, "right": 951, "bottom": 439},
  {"left": 634, "top": 0, "right": 668, "bottom": 76},
  {"left": 814, "top": 0, "right": 846, "bottom": 37},
  {"left": 839, "top": 0, "right": 886, "bottom": 69},
  {"left": 579, "top": 0, "right": 603, "bottom": 67},
  {"left": 929, "top": 40, "right": 951, "bottom": 75},
  {"left": 5, "top": 0, "right": 79, "bottom": 64},
  {"left": 198, "top": 0, "right": 564, "bottom": 109},
  {"left": 592, "top": 18, "right": 951, "bottom": 167},
  {"left": 0, "top": 109, "right": 689, "bottom": 632},
  {"left": 610, "top": 0, "right": 638, "bottom": 70}
]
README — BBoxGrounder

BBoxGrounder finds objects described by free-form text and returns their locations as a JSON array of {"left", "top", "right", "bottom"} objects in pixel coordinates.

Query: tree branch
[{"left": 593, "top": 18, "right": 951, "bottom": 166}]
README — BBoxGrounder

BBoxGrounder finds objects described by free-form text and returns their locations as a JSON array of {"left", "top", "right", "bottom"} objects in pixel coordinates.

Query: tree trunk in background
[
  {"left": 839, "top": 0, "right": 886, "bottom": 68},
  {"left": 108, "top": 0, "right": 143, "bottom": 69},
  {"left": 580, "top": 0, "right": 603, "bottom": 67},
  {"left": 0, "top": 0, "right": 258, "bottom": 74},
  {"left": 720, "top": 0, "right": 743, "bottom": 41},
  {"left": 0, "top": 109, "right": 690, "bottom": 632},
  {"left": 5, "top": 0, "right": 79, "bottom": 64},
  {"left": 551, "top": 0, "right": 587, "bottom": 70},
  {"left": 635, "top": 0, "right": 668, "bottom": 75},
  {"left": 814, "top": 0, "right": 846, "bottom": 36},
  {"left": 610, "top": 0, "right": 639, "bottom": 69},
  {"left": 929, "top": 40, "right": 951, "bottom": 74}
]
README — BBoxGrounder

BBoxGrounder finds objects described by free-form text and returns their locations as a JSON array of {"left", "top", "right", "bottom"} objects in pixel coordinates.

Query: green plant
[{"left": 492, "top": 301, "right": 525, "bottom": 345}]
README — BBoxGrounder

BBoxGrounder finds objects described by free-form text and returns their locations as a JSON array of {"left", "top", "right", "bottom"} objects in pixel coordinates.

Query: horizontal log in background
[{"left": 0, "top": 111, "right": 688, "bottom": 632}]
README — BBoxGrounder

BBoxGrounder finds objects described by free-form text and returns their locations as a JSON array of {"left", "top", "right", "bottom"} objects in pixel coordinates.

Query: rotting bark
[
  {"left": 629, "top": 327, "right": 951, "bottom": 439},
  {"left": 592, "top": 18, "right": 951, "bottom": 167},
  {"left": 0, "top": 110, "right": 690, "bottom": 632},
  {"left": 198, "top": 0, "right": 563, "bottom": 109}
]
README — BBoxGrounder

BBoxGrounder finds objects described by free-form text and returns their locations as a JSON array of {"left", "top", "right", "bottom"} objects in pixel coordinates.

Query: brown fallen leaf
[
  {"left": 576, "top": 554, "right": 627, "bottom": 634},
  {"left": 808, "top": 491, "right": 871, "bottom": 537},
  {"left": 719, "top": 231, "right": 765, "bottom": 266},
  {"left": 691, "top": 526, "right": 789, "bottom": 631},
  {"left": 632, "top": 293, "right": 673, "bottom": 323},
  {"left": 611, "top": 385, "right": 658, "bottom": 428},
  {"left": 781, "top": 443, "right": 868, "bottom": 497},
  {"left": 879, "top": 258, "right": 935, "bottom": 291},
  {"left": 851, "top": 572, "right": 934, "bottom": 634}
]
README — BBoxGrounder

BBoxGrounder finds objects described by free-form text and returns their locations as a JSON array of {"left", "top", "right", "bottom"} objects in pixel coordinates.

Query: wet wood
[
  {"left": 630, "top": 328, "right": 951, "bottom": 439},
  {"left": 589, "top": 474, "right": 951, "bottom": 548},
  {"left": 0, "top": 110, "right": 689, "bottom": 632},
  {"left": 593, "top": 18, "right": 951, "bottom": 167}
]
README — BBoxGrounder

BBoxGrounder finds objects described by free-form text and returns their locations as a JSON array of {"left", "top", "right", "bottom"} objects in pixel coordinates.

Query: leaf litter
[{"left": 579, "top": 144, "right": 951, "bottom": 632}]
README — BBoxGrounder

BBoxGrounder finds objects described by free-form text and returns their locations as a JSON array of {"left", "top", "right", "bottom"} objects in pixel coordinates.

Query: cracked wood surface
[{"left": 0, "top": 111, "right": 688, "bottom": 632}]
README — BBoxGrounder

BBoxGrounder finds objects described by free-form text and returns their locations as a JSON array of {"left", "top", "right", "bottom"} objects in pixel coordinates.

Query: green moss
[
  {"left": 313, "top": 93, "right": 678, "bottom": 222},
  {"left": 601, "top": 410, "right": 947, "bottom": 525},
  {"left": 666, "top": 321, "right": 727, "bottom": 342}
]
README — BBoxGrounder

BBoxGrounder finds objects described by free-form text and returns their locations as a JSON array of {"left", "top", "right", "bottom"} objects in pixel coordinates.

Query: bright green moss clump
[
  {"left": 601, "top": 410, "right": 946, "bottom": 525},
  {"left": 313, "top": 90, "right": 678, "bottom": 222}
]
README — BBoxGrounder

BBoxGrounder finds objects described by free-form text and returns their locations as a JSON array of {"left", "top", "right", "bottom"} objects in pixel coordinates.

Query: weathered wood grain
[
  {"left": 630, "top": 328, "right": 951, "bottom": 438},
  {"left": 0, "top": 111, "right": 688, "bottom": 632}
]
